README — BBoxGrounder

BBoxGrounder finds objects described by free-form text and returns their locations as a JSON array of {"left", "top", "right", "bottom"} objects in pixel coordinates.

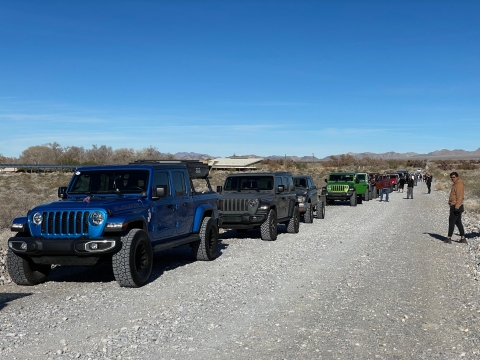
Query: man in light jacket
[{"left": 445, "top": 171, "right": 466, "bottom": 244}]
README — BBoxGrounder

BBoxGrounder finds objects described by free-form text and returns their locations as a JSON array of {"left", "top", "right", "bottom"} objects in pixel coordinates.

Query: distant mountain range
[{"left": 174, "top": 148, "right": 480, "bottom": 161}]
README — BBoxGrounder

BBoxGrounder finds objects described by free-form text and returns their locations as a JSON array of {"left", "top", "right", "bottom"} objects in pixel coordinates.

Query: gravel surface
[{"left": 0, "top": 181, "right": 479, "bottom": 359}]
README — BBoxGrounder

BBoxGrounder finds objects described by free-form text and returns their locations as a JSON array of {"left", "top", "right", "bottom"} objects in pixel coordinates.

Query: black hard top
[{"left": 131, "top": 160, "right": 210, "bottom": 179}]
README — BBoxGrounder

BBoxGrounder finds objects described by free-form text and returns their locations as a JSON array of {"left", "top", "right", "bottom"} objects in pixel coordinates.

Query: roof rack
[{"left": 130, "top": 159, "right": 210, "bottom": 179}]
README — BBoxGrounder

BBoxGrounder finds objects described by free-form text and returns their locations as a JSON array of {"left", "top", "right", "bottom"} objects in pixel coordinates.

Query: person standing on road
[
  {"left": 399, "top": 176, "right": 406, "bottom": 193},
  {"left": 379, "top": 175, "right": 390, "bottom": 202},
  {"left": 445, "top": 172, "right": 467, "bottom": 244},
  {"left": 426, "top": 173, "right": 432, "bottom": 194},
  {"left": 406, "top": 175, "right": 414, "bottom": 199}
]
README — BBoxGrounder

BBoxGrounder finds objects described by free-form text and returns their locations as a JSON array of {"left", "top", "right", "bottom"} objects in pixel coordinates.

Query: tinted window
[
  {"left": 172, "top": 171, "right": 187, "bottom": 196},
  {"left": 329, "top": 174, "right": 354, "bottom": 182},
  {"left": 357, "top": 174, "right": 365, "bottom": 181},
  {"left": 224, "top": 176, "right": 274, "bottom": 191},
  {"left": 286, "top": 177, "right": 294, "bottom": 191},
  {"left": 294, "top": 177, "right": 307, "bottom": 188},
  {"left": 69, "top": 170, "right": 149, "bottom": 194},
  {"left": 154, "top": 171, "right": 170, "bottom": 196}
]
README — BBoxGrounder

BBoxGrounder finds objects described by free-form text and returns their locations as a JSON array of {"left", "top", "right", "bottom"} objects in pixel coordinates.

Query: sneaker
[
  {"left": 444, "top": 238, "right": 452, "bottom": 244},
  {"left": 458, "top": 238, "right": 468, "bottom": 244}
]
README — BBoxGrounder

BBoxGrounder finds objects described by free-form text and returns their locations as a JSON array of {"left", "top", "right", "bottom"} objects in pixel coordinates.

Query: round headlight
[
  {"left": 91, "top": 211, "right": 104, "bottom": 226},
  {"left": 32, "top": 212, "right": 43, "bottom": 225},
  {"left": 298, "top": 196, "right": 306, "bottom": 203}
]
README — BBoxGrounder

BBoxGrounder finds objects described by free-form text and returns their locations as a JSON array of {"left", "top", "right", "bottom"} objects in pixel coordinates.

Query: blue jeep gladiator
[{"left": 7, "top": 160, "right": 219, "bottom": 288}]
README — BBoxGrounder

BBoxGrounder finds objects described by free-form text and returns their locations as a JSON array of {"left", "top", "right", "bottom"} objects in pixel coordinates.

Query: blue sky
[{"left": 1, "top": 0, "right": 479, "bottom": 159}]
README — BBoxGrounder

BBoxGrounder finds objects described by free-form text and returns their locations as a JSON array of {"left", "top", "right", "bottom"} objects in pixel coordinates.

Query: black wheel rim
[
  {"left": 135, "top": 241, "right": 148, "bottom": 276},
  {"left": 270, "top": 213, "right": 276, "bottom": 236},
  {"left": 207, "top": 226, "right": 217, "bottom": 255}
]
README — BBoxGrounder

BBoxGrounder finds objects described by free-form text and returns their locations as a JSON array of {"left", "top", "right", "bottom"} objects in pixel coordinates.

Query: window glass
[
  {"left": 172, "top": 171, "right": 187, "bottom": 196},
  {"left": 286, "top": 177, "right": 294, "bottom": 191},
  {"left": 154, "top": 172, "right": 170, "bottom": 196},
  {"left": 275, "top": 176, "right": 283, "bottom": 188}
]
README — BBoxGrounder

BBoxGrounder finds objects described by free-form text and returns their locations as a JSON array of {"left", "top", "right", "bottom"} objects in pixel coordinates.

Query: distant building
[
  {"left": 208, "top": 157, "right": 264, "bottom": 171},
  {"left": 0, "top": 167, "right": 18, "bottom": 173}
]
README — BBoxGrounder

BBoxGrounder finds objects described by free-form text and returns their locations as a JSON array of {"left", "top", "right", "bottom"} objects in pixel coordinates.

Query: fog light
[
  {"left": 21, "top": 242, "right": 27, "bottom": 250},
  {"left": 89, "top": 243, "right": 98, "bottom": 250}
]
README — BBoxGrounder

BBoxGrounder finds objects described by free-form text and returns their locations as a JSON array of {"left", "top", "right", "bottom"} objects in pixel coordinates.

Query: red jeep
[{"left": 387, "top": 174, "right": 400, "bottom": 191}]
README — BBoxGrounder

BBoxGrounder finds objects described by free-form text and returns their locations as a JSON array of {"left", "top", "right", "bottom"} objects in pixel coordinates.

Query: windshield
[
  {"left": 68, "top": 170, "right": 150, "bottom": 194},
  {"left": 224, "top": 176, "right": 274, "bottom": 191},
  {"left": 329, "top": 174, "right": 354, "bottom": 182},
  {"left": 294, "top": 178, "right": 308, "bottom": 188}
]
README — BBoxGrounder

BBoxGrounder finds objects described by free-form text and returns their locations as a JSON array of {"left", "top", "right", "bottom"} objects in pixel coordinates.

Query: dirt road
[{"left": 0, "top": 181, "right": 479, "bottom": 359}]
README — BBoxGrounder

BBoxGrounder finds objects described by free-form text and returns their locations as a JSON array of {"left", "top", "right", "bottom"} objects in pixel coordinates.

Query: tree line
[{"left": 0, "top": 142, "right": 178, "bottom": 165}]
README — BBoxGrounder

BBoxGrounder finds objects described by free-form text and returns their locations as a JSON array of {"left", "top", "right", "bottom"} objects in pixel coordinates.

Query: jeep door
[
  {"left": 307, "top": 177, "right": 318, "bottom": 207},
  {"left": 275, "top": 176, "right": 287, "bottom": 218},
  {"left": 171, "top": 170, "right": 194, "bottom": 236},
  {"left": 152, "top": 171, "right": 176, "bottom": 240},
  {"left": 356, "top": 174, "right": 368, "bottom": 194}
]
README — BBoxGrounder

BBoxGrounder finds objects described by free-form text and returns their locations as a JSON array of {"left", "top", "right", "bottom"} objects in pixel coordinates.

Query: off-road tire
[
  {"left": 287, "top": 205, "right": 300, "bottom": 233},
  {"left": 112, "top": 229, "right": 153, "bottom": 288},
  {"left": 357, "top": 194, "right": 363, "bottom": 204},
  {"left": 304, "top": 203, "right": 313, "bottom": 223},
  {"left": 350, "top": 191, "right": 357, "bottom": 206},
  {"left": 192, "top": 217, "right": 219, "bottom": 261},
  {"left": 364, "top": 189, "right": 369, "bottom": 201},
  {"left": 6, "top": 249, "right": 51, "bottom": 286},
  {"left": 261, "top": 209, "right": 277, "bottom": 241},
  {"left": 318, "top": 201, "right": 325, "bottom": 219}
]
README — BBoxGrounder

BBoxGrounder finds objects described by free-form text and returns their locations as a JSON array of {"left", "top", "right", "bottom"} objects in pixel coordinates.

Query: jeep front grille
[
  {"left": 329, "top": 185, "right": 349, "bottom": 192},
  {"left": 220, "top": 198, "right": 259, "bottom": 214},
  {"left": 41, "top": 211, "right": 90, "bottom": 235}
]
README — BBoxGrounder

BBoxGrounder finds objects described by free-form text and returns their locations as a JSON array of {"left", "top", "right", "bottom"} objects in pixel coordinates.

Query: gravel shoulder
[{"left": 0, "top": 182, "right": 479, "bottom": 359}]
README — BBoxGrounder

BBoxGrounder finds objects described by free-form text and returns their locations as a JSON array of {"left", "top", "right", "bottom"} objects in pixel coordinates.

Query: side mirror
[
  {"left": 277, "top": 185, "right": 285, "bottom": 193},
  {"left": 153, "top": 185, "right": 167, "bottom": 198},
  {"left": 58, "top": 186, "right": 67, "bottom": 199},
  {"left": 355, "top": 179, "right": 359, "bottom": 184},
  {"left": 324, "top": 179, "right": 327, "bottom": 183},
  {"left": 216, "top": 185, "right": 223, "bottom": 193}
]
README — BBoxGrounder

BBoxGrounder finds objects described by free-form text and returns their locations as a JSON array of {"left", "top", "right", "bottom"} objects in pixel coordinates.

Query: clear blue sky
[{"left": 1, "top": 0, "right": 479, "bottom": 159}]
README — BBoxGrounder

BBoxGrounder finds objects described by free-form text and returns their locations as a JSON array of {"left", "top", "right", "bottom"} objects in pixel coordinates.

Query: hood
[{"left": 32, "top": 196, "right": 146, "bottom": 215}]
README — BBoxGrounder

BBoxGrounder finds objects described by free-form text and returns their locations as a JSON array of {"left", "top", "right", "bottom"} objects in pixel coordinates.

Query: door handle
[{"left": 167, "top": 204, "right": 175, "bottom": 210}]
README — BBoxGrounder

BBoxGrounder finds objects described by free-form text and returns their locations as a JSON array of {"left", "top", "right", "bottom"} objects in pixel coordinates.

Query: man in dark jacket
[
  {"left": 426, "top": 174, "right": 432, "bottom": 194},
  {"left": 406, "top": 175, "right": 414, "bottom": 199}
]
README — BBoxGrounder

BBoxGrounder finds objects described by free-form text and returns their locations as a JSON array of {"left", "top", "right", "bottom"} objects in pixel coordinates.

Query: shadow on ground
[
  {"left": 0, "top": 292, "right": 33, "bottom": 311},
  {"left": 46, "top": 241, "right": 229, "bottom": 286},
  {"left": 424, "top": 232, "right": 446, "bottom": 242}
]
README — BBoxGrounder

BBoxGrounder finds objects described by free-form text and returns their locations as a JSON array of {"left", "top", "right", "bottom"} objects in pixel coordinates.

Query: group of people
[{"left": 371, "top": 171, "right": 467, "bottom": 244}]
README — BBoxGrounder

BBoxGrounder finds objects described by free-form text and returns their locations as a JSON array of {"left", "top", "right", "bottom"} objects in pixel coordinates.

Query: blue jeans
[{"left": 380, "top": 188, "right": 389, "bottom": 201}]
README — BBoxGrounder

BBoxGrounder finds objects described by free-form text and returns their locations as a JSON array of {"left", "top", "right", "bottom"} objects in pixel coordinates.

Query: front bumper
[
  {"left": 325, "top": 190, "right": 355, "bottom": 201},
  {"left": 218, "top": 213, "right": 267, "bottom": 229},
  {"left": 8, "top": 236, "right": 121, "bottom": 264}
]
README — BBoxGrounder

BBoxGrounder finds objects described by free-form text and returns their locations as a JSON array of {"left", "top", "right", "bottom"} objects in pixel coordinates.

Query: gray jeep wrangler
[{"left": 293, "top": 175, "right": 325, "bottom": 223}]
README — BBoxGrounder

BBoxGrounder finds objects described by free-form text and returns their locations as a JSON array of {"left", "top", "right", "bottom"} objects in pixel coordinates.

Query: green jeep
[{"left": 322, "top": 172, "right": 368, "bottom": 206}]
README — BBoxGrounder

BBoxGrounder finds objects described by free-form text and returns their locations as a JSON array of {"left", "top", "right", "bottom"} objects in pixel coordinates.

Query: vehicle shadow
[
  {"left": 219, "top": 225, "right": 292, "bottom": 240},
  {"left": 47, "top": 241, "right": 229, "bottom": 286},
  {"left": 0, "top": 293, "right": 33, "bottom": 311}
]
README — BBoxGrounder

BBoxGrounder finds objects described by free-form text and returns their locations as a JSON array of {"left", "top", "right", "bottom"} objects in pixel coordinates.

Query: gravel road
[{"left": 0, "top": 181, "right": 479, "bottom": 359}]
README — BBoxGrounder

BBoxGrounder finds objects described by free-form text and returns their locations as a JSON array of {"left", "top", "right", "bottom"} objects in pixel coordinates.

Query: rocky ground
[{"left": 0, "top": 181, "right": 479, "bottom": 359}]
